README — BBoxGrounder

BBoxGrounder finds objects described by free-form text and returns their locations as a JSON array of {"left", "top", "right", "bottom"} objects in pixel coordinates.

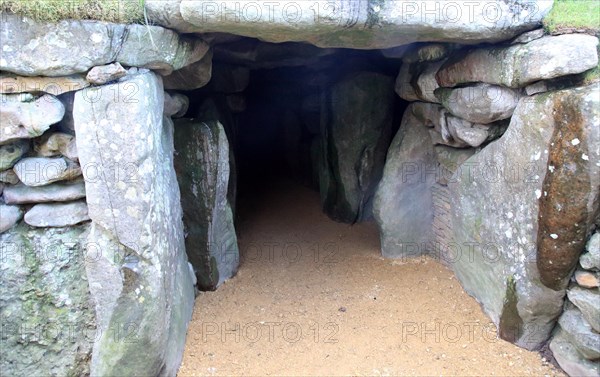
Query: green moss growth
[
  {"left": 543, "top": 0, "right": 600, "bottom": 35},
  {"left": 0, "top": 0, "right": 145, "bottom": 23}
]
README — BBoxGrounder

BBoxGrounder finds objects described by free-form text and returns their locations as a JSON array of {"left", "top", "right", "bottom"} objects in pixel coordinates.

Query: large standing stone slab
[
  {"left": 322, "top": 72, "right": 395, "bottom": 223},
  {"left": 0, "top": 93, "right": 65, "bottom": 144},
  {"left": 437, "top": 34, "right": 599, "bottom": 88},
  {"left": 0, "top": 14, "right": 209, "bottom": 76},
  {"left": 174, "top": 119, "right": 239, "bottom": 291},
  {"left": 446, "top": 84, "right": 600, "bottom": 350},
  {"left": 73, "top": 71, "right": 195, "bottom": 376},
  {"left": 146, "top": 0, "right": 553, "bottom": 49},
  {"left": 0, "top": 224, "right": 94, "bottom": 377},
  {"left": 373, "top": 103, "right": 437, "bottom": 258}
]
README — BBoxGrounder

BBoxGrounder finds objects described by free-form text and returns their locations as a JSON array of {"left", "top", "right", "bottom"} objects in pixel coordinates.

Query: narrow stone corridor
[{"left": 178, "top": 179, "right": 563, "bottom": 376}]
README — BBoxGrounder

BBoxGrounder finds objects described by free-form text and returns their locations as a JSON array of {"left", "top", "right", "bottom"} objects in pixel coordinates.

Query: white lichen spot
[
  {"left": 125, "top": 187, "right": 137, "bottom": 200},
  {"left": 507, "top": 212, "right": 514, "bottom": 219},
  {"left": 90, "top": 33, "right": 104, "bottom": 44},
  {"left": 571, "top": 138, "right": 580, "bottom": 146},
  {"left": 550, "top": 234, "right": 558, "bottom": 239},
  {"left": 505, "top": 229, "right": 513, "bottom": 238},
  {"left": 535, "top": 189, "right": 542, "bottom": 199},
  {"left": 116, "top": 181, "right": 126, "bottom": 190},
  {"left": 548, "top": 165, "right": 555, "bottom": 173},
  {"left": 582, "top": 154, "right": 589, "bottom": 161},
  {"left": 533, "top": 151, "right": 541, "bottom": 161}
]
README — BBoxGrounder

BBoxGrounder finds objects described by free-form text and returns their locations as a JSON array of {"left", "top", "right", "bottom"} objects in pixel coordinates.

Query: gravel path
[{"left": 178, "top": 180, "right": 564, "bottom": 376}]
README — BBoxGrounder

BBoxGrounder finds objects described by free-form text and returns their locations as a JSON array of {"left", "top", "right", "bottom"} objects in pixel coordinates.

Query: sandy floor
[{"left": 178, "top": 180, "right": 564, "bottom": 376}]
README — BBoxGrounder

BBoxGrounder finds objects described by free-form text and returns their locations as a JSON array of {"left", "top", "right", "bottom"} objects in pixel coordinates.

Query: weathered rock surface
[
  {"left": 86, "top": 62, "right": 127, "bottom": 85},
  {"left": 164, "top": 92, "right": 190, "bottom": 118},
  {"left": 558, "top": 307, "right": 600, "bottom": 360},
  {"left": 0, "top": 140, "right": 29, "bottom": 170},
  {"left": 580, "top": 233, "right": 600, "bottom": 270},
  {"left": 13, "top": 157, "right": 81, "bottom": 187},
  {"left": 511, "top": 28, "right": 545, "bottom": 44},
  {"left": 0, "top": 224, "right": 94, "bottom": 377},
  {"left": 437, "top": 34, "right": 600, "bottom": 88},
  {"left": 0, "top": 14, "right": 209, "bottom": 76},
  {"left": 568, "top": 286, "right": 600, "bottom": 333},
  {"left": 0, "top": 169, "right": 19, "bottom": 184},
  {"left": 0, "top": 93, "right": 65, "bottom": 144},
  {"left": 24, "top": 200, "right": 90, "bottom": 227},
  {"left": 550, "top": 329, "right": 600, "bottom": 377},
  {"left": 34, "top": 132, "right": 78, "bottom": 161},
  {"left": 446, "top": 84, "right": 600, "bottom": 350},
  {"left": 3, "top": 181, "right": 86, "bottom": 204},
  {"left": 146, "top": 0, "right": 553, "bottom": 49},
  {"left": 174, "top": 119, "right": 239, "bottom": 290},
  {"left": 322, "top": 72, "right": 395, "bottom": 223},
  {"left": 0, "top": 73, "right": 89, "bottom": 95},
  {"left": 163, "top": 50, "right": 213, "bottom": 90},
  {"left": 373, "top": 103, "right": 436, "bottom": 258},
  {"left": 213, "top": 39, "right": 336, "bottom": 69},
  {"left": 73, "top": 71, "right": 195, "bottom": 376},
  {"left": 436, "top": 84, "right": 521, "bottom": 124},
  {"left": 0, "top": 202, "right": 23, "bottom": 233}
]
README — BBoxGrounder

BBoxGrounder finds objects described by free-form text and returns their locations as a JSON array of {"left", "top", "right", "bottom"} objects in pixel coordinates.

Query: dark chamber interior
[{"left": 181, "top": 38, "right": 409, "bottom": 221}]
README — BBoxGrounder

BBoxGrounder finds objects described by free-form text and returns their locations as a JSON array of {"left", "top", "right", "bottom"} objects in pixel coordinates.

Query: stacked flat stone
[
  {"left": 0, "top": 88, "right": 89, "bottom": 231},
  {"left": 550, "top": 233, "right": 600, "bottom": 377}
]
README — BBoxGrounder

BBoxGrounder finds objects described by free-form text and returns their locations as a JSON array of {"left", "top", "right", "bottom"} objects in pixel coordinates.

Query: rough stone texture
[
  {"left": 0, "top": 14, "right": 209, "bottom": 76},
  {"left": 558, "top": 307, "right": 600, "bottom": 360},
  {"left": 395, "top": 63, "right": 419, "bottom": 102},
  {"left": 433, "top": 145, "right": 477, "bottom": 185},
  {"left": 0, "top": 93, "right": 65, "bottom": 144},
  {"left": 34, "top": 132, "right": 78, "bottom": 161},
  {"left": 3, "top": 181, "right": 86, "bottom": 204},
  {"left": 512, "top": 28, "right": 545, "bottom": 44},
  {"left": 409, "top": 102, "right": 506, "bottom": 148},
  {"left": 213, "top": 39, "right": 336, "bottom": 69},
  {"left": 164, "top": 92, "right": 190, "bottom": 118},
  {"left": 73, "top": 71, "right": 195, "bottom": 376},
  {"left": 373, "top": 103, "right": 436, "bottom": 258},
  {"left": 211, "top": 64, "right": 250, "bottom": 93},
  {"left": 575, "top": 270, "right": 600, "bottom": 288},
  {"left": 24, "top": 201, "right": 90, "bottom": 228},
  {"left": 322, "top": 72, "right": 394, "bottom": 223},
  {"left": 0, "top": 202, "right": 23, "bottom": 233},
  {"left": 568, "top": 286, "right": 600, "bottom": 333},
  {"left": 0, "top": 224, "right": 94, "bottom": 377},
  {"left": 535, "top": 85, "right": 600, "bottom": 290},
  {"left": 86, "top": 62, "right": 127, "bottom": 85},
  {"left": 226, "top": 94, "right": 246, "bottom": 113},
  {"left": 437, "top": 34, "right": 600, "bottom": 88},
  {"left": 550, "top": 329, "right": 600, "bottom": 377},
  {"left": 0, "top": 169, "right": 19, "bottom": 184},
  {"left": 174, "top": 119, "right": 239, "bottom": 290},
  {"left": 0, "top": 73, "right": 89, "bottom": 95},
  {"left": 446, "top": 85, "right": 600, "bottom": 350},
  {"left": 402, "top": 43, "right": 450, "bottom": 63},
  {"left": 13, "top": 157, "right": 81, "bottom": 187},
  {"left": 436, "top": 84, "right": 521, "bottom": 124},
  {"left": 163, "top": 50, "right": 213, "bottom": 90},
  {"left": 581, "top": 233, "right": 600, "bottom": 270},
  {"left": 0, "top": 140, "right": 29, "bottom": 170},
  {"left": 145, "top": 0, "right": 553, "bottom": 49}
]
